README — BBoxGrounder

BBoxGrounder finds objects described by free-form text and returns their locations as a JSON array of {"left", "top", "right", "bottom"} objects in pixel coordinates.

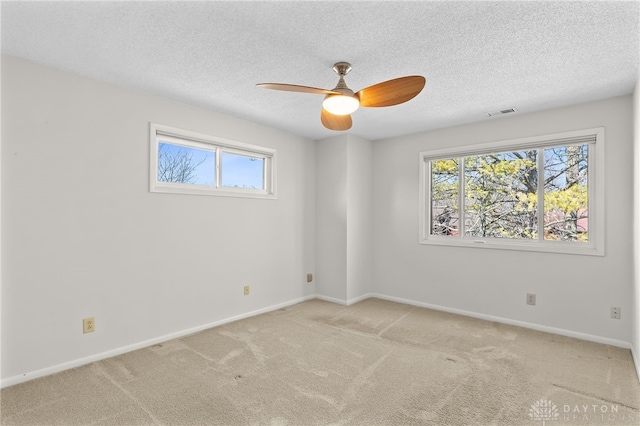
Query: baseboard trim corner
[
  {"left": 346, "top": 293, "right": 374, "bottom": 306},
  {"left": 315, "top": 293, "right": 374, "bottom": 306},
  {"left": 315, "top": 294, "right": 348, "bottom": 306},
  {"left": 0, "top": 294, "right": 316, "bottom": 389}
]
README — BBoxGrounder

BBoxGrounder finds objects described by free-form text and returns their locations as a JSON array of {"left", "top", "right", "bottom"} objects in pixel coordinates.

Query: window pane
[
  {"left": 543, "top": 144, "right": 588, "bottom": 242},
  {"left": 464, "top": 150, "right": 538, "bottom": 239},
  {"left": 430, "top": 159, "right": 459, "bottom": 236},
  {"left": 221, "top": 152, "right": 264, "bottom": 189},
  {"left": 157, "top": 142, "right": 215, "bottom": 185}
]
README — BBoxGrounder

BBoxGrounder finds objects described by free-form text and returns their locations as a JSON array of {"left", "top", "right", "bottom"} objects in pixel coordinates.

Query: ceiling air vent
[{"left": 486, "top": 107, "right": 517, "bottom": 117}]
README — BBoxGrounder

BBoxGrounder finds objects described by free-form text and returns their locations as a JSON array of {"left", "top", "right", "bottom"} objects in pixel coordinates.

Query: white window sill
[{"left": 419, "top": 237, "right": 604, "bottom": 256}]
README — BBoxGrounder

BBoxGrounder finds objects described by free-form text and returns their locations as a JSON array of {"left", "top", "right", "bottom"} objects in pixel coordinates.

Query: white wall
[
  {"left": 633, "top": 77, "right": 640, "bottom": 378},
  {"left": 315, "top": 136, "right": 348, "bottom": 302},
  {"left": 373, "top": 96, "right": 635, "bottom": 345},
  {"left": 346, "top": 135, "right": 373, "bottom": 302},
  {"left": 1, "top": 56, "right": 316, "bottom": 384},
  {"left": 0, "top": 56, "right": 3, "bottom": 388},
  {"left": 316, "top": 134, "right": 373, "bottom": 304}
]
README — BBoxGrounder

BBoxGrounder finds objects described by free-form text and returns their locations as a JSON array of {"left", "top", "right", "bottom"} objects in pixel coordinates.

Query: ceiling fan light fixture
[
  {"left": 322, "top": 94, "right": 359, "bottom": 116},
  {"left": 257, "top": 62, "right": 426, "bottom": 130}
]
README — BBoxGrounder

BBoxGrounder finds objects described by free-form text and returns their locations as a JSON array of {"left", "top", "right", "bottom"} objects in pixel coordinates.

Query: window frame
[
  {"left": 150, "top": 123, "right": 276, "bottom": 199},
  {"left": 418, "top": 127, "right": 605, "bottom": 256}
]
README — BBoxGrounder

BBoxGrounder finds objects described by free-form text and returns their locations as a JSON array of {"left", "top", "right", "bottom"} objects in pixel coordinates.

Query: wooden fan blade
[
  {"left": 356, "top": 76, "right": 426, "bottom": 107},
  {"left": 257, "top": 83, "right": 341, "bottom": 95},
  {"left": 321, "top": 108, "right": 352, "bottom": 131}
]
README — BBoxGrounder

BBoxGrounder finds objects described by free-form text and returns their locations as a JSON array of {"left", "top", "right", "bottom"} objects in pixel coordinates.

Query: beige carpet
[{"left": 1, "top": 298, "right": 639, "bottom": 425}]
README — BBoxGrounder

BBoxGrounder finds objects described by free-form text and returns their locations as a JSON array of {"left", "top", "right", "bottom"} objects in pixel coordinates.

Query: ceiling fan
[{"left": 256, "top": 62, "right": 426, "bottom": 131}]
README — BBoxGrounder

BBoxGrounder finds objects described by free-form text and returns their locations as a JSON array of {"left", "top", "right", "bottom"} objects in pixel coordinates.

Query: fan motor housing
[{"left": 332, "top": 62, "right": 352, "bottom": 76}]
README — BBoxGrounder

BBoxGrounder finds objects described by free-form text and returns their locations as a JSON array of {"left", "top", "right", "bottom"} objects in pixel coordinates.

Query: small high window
[{"left": 150, "top": 124, "right": 276, "bottom": 199}]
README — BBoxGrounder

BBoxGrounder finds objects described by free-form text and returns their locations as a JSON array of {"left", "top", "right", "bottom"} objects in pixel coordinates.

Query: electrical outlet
[
  {"left": 83, "top": 317, "right": 95, "bottom": 334},
  {"left": 307, "top": 273, "right": 313, "bottom": 283},
  {"left": 243, "top": 285, "right": 250, "bottom": 296},
  {"left": 526, "top": 293, "right": 536, "bottom": 306},
  {"left": 611, "top": 307, "right": 621, "bottom": 319}
]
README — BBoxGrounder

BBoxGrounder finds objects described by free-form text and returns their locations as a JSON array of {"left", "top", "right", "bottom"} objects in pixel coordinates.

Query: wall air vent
[{"left": 486, "top": 107, "right": 517, "bottom": 117}]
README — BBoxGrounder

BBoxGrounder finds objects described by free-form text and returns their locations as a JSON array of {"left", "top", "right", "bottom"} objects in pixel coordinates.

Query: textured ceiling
[{"left": 1, "top": 1, "right": 638, "bottom": 141}]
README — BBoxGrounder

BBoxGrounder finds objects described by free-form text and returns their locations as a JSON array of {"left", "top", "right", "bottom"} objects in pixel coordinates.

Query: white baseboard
[
  {"left": 347, "top": 293, "right": 374, "bottom": 306},
  {"left": 315, "top": 293, "right": 373, "bottom": 306},
  {"left": 1, "top": 294, "right": 316, "bottom": 389},
  {"left": 371, "top": 293, "right": 632, "bottom": 350},
  {"left": 631, "top": 344, "right": 640, "bottom": 383},
  {"left": 315, "top": 294, "right": 348, "bottom": 305}
]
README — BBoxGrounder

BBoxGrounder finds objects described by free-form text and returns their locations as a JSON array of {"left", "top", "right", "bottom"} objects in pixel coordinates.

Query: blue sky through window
[
  {"left": 158, "top": 142, "right": 215, "bottom": 185},
  {"left": 221, "top": 152, "right": 264, "bottom": 189},
  {"left": 157, "top": 142, "right": 264, "bottom": 189}
]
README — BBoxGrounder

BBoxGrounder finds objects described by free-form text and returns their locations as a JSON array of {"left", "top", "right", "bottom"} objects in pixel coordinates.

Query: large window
[
  {"left": 419, "top": 128, "right": 604, "bottom": 255},
  {"left": 150, "top": 123, "right": 276, "bottom": 198}
]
